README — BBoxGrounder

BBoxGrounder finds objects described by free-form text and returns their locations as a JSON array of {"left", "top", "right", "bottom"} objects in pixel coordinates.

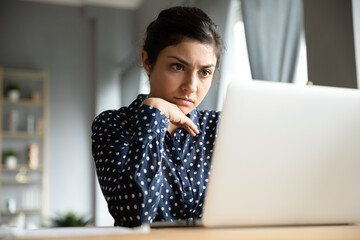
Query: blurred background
[{"left": 0, "top": 0, "right": 359, "bottom": 228}]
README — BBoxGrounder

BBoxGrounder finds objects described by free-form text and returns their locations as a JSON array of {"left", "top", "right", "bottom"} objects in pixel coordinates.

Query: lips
[{"left": 174, "top": 97, "right": 194, "bottom": 106}]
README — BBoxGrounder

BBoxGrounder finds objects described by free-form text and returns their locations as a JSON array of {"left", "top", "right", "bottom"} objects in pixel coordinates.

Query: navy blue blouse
[{"left": 91, "top": 94, "right": 220, "bottom": 227}]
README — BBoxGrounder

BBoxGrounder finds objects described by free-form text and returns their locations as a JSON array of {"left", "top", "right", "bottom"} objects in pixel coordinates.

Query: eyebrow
[{"left": 167, "top": 56, "right": 215, "bottom": 69}]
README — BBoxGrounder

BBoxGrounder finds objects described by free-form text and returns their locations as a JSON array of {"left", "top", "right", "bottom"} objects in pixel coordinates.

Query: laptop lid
[{"left": 202, "top": 80, "right": 360, "bottom": 227}]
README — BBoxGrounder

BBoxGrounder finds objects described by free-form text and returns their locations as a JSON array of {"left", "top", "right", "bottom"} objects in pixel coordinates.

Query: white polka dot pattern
[{"left": 91, "top": 94, "right": 220, "bottom": 227}]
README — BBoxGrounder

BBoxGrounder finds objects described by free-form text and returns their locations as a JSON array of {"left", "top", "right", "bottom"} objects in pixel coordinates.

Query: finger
[
  {"left": 188, "top": 119, "right": 199, "bottom": 134},
  {"left": 188, "top": 127, "right": 197, "bottom": 137},
  {"left": 179, "top": 123, "right": 196, "bottom": 136},
  {"left": 173, "top": 117, "right": 198, "bottom": 136},
  {"left": 181, "top": 124, "right": 196, "bottom": 136},
  {"left": 182, "top": 118, "right": 199, "bottom": 136},
  {"left": 168, "top": 107, "right": 199, "bottom": 135},
  {"left": 188, "top": 124, "right": 199, "bottom": 136}
]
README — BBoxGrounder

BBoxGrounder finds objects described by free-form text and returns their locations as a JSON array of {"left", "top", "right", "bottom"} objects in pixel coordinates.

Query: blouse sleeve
[{"left": 91, "top": 104, "right": 169, "bottom": 227}]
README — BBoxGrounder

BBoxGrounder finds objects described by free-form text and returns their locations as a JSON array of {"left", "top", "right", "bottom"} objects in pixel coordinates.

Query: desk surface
[{"left": 20, "top": 225, "right": 360, "bottom": 240}]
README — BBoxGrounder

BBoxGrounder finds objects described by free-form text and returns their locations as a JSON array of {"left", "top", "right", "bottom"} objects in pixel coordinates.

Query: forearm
[
  {"left": 97, "top": 138, "right": 165, "bottom": 227},
  {"left": 92, "top": 106, "right": 169, "bottom": 226}
]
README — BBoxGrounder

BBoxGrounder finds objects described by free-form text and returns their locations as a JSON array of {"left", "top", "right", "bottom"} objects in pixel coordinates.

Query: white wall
[
  {"left": 0, "top": 0, "right": 95, "bottom": 222},
  {"left": 303, "top": 0, "right": 357, "bottom": 88},
  {"left": 0, "top": 0, "right": 136, "bottom": 225}
]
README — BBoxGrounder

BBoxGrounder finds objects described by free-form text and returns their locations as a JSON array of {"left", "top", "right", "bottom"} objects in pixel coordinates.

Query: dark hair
[{"left": 143, "top": 6, "right": 224, "bottom": 69}]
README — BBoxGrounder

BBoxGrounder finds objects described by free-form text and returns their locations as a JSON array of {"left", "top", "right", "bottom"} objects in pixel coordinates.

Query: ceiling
[{"left": 23, "top": 0, "right": 144, "bottom": 9}]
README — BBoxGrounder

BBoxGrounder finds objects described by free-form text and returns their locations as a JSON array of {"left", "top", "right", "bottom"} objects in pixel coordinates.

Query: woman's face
[{"left": 142, "top": 39, "right": 217, "bottom": 115}]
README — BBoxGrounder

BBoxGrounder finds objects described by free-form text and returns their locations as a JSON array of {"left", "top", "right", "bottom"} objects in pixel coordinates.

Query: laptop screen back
[{"left": 202, "top": 80, "right": 360, "bottom": 227}]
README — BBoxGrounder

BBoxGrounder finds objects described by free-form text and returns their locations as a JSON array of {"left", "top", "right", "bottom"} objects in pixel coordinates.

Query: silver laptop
[
  {"left": 152, "top": 80, "right": 360, "bottom": 228},
  {"left": 202, "top": 80, "right": 360, "bottom": 227}
]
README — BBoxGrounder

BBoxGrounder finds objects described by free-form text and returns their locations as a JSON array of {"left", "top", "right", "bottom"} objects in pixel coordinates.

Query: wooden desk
[{"left": 20, "top": 225, "right": 360, "bottom": 240}]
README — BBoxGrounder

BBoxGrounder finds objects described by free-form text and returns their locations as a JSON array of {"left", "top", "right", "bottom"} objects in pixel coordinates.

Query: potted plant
[
  {"left": 6, "top": 82, "right": 21, "bottom": 102},
  {"left": 3, "top": 149, "right": 19, "bottom": 170},
  {"left": 51, "top": 211, "right": 91, "bottom": 227}
]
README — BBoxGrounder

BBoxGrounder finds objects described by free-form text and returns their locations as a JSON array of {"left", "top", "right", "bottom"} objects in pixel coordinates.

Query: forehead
[{"left": 159, "top": 39, "right": 217, "bottom": 66}]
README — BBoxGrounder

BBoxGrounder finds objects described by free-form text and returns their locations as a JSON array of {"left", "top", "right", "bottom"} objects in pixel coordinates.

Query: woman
[{"left": 92, "top": 6, "right": 224, "bottom": 227}]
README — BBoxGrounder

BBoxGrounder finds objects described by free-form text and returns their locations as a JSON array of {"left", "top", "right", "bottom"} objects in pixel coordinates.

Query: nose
[{"left": 181, "top": 72, "right": 197, "bottom": 93}]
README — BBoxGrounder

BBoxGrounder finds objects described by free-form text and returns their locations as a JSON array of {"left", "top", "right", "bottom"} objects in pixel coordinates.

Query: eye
[
  {"left": 171, "top": 63, "right": 184, "bottom": 71},
  {"left": 199, "top": 69, "right": 212, "bottom": 78}
]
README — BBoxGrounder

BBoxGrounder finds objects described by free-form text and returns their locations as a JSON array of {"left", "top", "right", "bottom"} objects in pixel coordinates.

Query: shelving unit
[
  {"left": 2, "top": 132, "right": 43, "bottom": 139},
  {"left": 0, "top": 208, "right": 41, "bottom": 215},
  {"left": 1, "top": 164, "right": 42, "bottom": 172},
  {"left": 0, "top": 66, "right": 48, "bottom": 228}
]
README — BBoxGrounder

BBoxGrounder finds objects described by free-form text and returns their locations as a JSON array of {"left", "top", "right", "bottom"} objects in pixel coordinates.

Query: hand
[{"left": 142, "top": 97, "right": 199, "bottom": 136}]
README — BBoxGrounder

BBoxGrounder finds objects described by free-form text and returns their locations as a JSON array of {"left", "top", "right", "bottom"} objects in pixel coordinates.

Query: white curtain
[{"left": 241, "top": 0, "right": 303, "bottom": 83}]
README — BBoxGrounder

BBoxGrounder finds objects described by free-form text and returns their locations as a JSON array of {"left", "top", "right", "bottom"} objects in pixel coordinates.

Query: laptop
[{"left": 152, "top": 80, "right": 360, "bottom": 228}]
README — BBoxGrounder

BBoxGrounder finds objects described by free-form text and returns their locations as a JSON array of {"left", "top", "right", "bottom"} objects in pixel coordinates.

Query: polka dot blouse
[{"left": 91, "top": 94, "right": 220, "bottom": 227}]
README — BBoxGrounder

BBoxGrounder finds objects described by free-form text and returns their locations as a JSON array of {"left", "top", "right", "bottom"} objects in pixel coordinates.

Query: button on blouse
[{"left": 91, "top": 94, "right": 220, "bottom": 227}]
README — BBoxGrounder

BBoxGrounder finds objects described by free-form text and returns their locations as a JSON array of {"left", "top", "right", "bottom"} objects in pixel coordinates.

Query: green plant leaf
[
  {"left": 3, "top": 149, "right": 18, "bottom": 158},
  {"left": 6, "top": 82, "right": 21, "bottom": 92},
  {"left": 51, "top": 211, "right": 91, "bottom": 227}
]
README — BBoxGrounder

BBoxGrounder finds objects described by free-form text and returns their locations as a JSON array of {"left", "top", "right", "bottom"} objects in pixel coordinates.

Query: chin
[{"left": 179, "top": 106, "right": 193, "bottom": 115}]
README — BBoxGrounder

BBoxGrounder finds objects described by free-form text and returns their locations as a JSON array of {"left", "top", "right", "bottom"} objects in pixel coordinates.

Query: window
[{"left": 231, "top": 0, "right": 308, "bottom": 85}]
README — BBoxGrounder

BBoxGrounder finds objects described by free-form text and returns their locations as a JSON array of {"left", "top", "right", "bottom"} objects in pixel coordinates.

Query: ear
[{"left": 141, "top": 50, "right": 151, "bottom": 75}]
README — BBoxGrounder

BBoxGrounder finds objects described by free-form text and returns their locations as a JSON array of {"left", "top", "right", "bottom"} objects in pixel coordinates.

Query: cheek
[
  {"left": 160, "top": 72, "right": 181, "bottom": 88},
  {"left": 199, "top": 80, "right": 212, "bottom": 97},
  {"left": 150, "top": 72, "right": 179, "bottom": 93}
]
